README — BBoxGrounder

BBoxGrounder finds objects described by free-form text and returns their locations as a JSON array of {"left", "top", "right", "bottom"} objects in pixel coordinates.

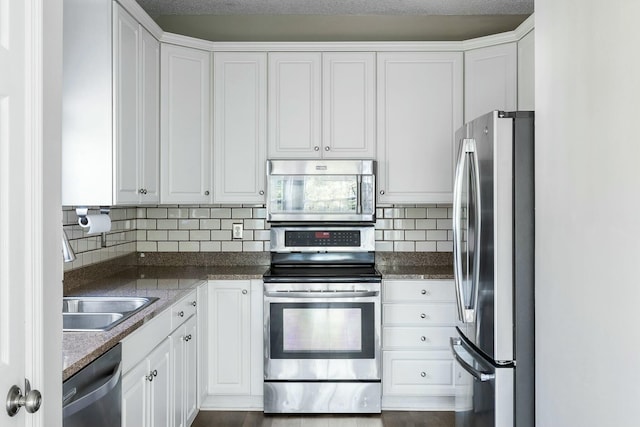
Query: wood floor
[{"left": 192, "top": 411, "right": 454, "bottom": 427}]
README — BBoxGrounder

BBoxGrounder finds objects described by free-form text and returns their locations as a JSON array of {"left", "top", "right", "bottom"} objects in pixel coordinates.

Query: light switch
[{"left": 232, "top": 223, "right": 243, "bottom": 239}]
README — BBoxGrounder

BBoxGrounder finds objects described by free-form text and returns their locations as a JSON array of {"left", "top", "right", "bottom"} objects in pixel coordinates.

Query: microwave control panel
[{"left": 285, "top": 230, "right": 361, "bottom": 247}]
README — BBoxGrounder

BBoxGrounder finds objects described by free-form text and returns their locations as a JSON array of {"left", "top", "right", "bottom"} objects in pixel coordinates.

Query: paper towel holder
[
  {"left": 76, "top": 207, "right": 110, "bottom": 248},
  {"left": 75, "top": 207, "right": 110, "bottom": 226}
]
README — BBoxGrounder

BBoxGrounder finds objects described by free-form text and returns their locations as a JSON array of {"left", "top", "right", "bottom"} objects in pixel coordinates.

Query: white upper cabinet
[
  {"left": 464, "top": 42, "right": 517, "bottom": 122},
  {"left": 62, "top": 0, "right": 159, "bottom": 206},
  {"left": 268, "top": 52, "right": 376, "bottom": 159},
  {"left": 376, "top": 52, "right": 463, "bottom": 204},
  {"left": 160, "top": 44, "right": 212, "bottom": 204},
  {"left": 114, "top": 5, "right": 160, "bottom": 205},
  {"left": 322, "top": 52, "right": 376, "bottom": 158},
  {"left": 518, "top": 30, "right": 535, "bottom": 110},
  {"left": 213, "top": 52, "right": 267, "bottom": 203},
  {"left": 268, "top": 52, "right": 322, "bottom": 158}
]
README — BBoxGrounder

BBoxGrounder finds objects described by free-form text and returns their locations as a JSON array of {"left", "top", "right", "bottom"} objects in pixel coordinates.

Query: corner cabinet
[
  {"left": 268, "top": 52, "right": 376, "bottom": 159},
  {"left": 62, "top": 0, "right": 159, "bottom": 206},
  {"left": 381, "top": 279, "right": 458, "bottom": 410},
  {"left": 376, "top": 52, "right": 463, "bottom": 204},
  {"left": 464, "top": 42, "right": 517, "bottom": 123},
  {"left": 160, "top": 44, "right": 212, "bottom": 204},
  {"left": 202, "top": 280, "right": 264, "bottom": 409},
  {"left": 213, "top": 52, "right": 267, "bottom": 203}
]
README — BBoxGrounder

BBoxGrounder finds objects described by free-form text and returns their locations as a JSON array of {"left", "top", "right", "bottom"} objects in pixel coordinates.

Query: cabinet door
[
  {"left": 208, "top": 281, "right": 251, "bottom": 395},
  {"left": 213, "top": 52, "right": 267, "bottom": 203},
  {"left": 122, "top": 358, "right": 150, "bottom": 427},
  {"left": 377, "top": 52, "right": 463, "bottom": 204},
  {"left": 464, "top": 42, "right": 517, "bottom": 122},
  {"left": 322, "top": 52, "right": 376, "bottom": 158},
  {"left": 268, "top": 52, "right": 322, "bottom": 158},
  {"left": 139, "top": 27, "right": 160, "bottom": 203},
  {"left": 113, "top": 4, "right": 140, "bottom": 205},
  {"left": 171, "top": 329, "right": 185, "bottom": 427},
  {"left": 160, "top": 44, "right": 212, "bottom": 203},
  {"left": 184, "top": 316, "right": 198, "bottom": 426},
  {"left": 149, "top": 338, "right": 172, "bottom": 427}
]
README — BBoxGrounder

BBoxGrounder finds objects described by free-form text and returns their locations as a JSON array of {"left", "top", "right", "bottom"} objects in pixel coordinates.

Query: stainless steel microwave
[{"left": 266, "top": 159, "right": 376, "bottom": 222}]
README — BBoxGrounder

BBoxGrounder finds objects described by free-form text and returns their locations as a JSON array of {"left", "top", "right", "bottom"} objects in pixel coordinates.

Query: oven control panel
[{"left": 285, "top": 230, "right": 361, "bottom": 247}]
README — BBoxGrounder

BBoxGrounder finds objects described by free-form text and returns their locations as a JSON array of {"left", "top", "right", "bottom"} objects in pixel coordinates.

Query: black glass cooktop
[{"left": 263, "top": 265, "right": 382, "bottom": 283}]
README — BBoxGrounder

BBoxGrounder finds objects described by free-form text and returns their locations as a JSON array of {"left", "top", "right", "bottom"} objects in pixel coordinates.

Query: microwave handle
[{"left": 356, "top": 175, "right": 362, "bottom": 214}]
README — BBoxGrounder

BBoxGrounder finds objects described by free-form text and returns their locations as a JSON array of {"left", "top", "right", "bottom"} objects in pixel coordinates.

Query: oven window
[{"left": 270, "top": 302, "right": 375, "bottom": 359}]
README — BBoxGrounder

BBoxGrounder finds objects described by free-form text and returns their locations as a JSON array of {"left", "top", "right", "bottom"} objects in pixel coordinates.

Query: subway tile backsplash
[{"left": 63, "top": 204, "right": 453, "bottom": 271}]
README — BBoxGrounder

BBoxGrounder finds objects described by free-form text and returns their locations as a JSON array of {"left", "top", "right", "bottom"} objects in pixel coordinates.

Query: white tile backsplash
[{"left": 64, "top": 204, "right": 453, "bottom": 271}]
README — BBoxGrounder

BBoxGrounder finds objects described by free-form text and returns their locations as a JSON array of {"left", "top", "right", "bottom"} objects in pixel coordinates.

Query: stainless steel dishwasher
[{"left": 63, "top": 343, "right": 122, "bottom": 427}]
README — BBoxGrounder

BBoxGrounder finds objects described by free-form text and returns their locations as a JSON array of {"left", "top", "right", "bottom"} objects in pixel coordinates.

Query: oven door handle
[{"left": 264, "top": 291, "right": 379, "bottom": 299}]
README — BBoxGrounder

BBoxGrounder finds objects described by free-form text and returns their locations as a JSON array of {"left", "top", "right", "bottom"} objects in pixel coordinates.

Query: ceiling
[{"left": 134, "top": 0, "right": 534, "bottom": 42}]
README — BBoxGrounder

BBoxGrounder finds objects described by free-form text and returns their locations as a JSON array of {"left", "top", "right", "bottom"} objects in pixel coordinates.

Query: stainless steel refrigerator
[{"left": 450, "top": 111, "right": 534, "bottom": 427}]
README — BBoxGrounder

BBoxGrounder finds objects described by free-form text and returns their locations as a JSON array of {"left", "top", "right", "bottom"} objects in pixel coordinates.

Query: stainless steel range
[{"left": 263, "top": 225, "right": 382, "bottom": 414}]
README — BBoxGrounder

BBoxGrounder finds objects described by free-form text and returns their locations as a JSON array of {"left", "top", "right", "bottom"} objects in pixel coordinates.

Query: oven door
[{"left": 264, "top": 285, "right": 381, "bottom": 381}]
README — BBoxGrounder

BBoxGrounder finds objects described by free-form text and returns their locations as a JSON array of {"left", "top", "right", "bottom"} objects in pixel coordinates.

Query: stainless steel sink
[
  {"left": 62, "top": 296, "right": 158, "bottom": 331},
  {"left": 63, "top": 313, "right": 124, "bottom": 331},
  {"left": 63, "top": 297, "right": 155, "bottom": 314}
]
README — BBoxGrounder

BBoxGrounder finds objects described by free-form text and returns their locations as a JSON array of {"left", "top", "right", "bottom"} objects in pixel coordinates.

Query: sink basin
[
  {"left": 63, "top": 313, "right": 124, "bottom": 331},
  {"left": 63, "top": 296, "right": 156, "bottom": 314},
  {"left": 62, "top": 296, "right": 158, "bottom": 331}
]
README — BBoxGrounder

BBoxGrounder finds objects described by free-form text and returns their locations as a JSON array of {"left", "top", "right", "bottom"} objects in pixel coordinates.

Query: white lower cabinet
[
  {"left": 381, "top": 279, "right": 457, "bottom": 410},
  {"left": 202, "top": 279, "right": 264, "bottom": 409},
  {"left": 122, "top": 337, "right": 172, "bottom": 427},
  {"left": 121, "top": 286, "right": 201, "bottom": 427},
  {"left": 172, "top": 315, "right": 198, "bottom": 427}
]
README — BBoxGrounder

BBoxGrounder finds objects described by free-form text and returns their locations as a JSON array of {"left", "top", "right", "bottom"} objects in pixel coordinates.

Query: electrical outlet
[{"left": 232, "top": 223, "right": 243, "bottom": 239}]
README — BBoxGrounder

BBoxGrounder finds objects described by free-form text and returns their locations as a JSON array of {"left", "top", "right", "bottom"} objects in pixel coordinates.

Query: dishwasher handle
[{"left": 62, "top": 362, "right": 122, "bottom": 418}]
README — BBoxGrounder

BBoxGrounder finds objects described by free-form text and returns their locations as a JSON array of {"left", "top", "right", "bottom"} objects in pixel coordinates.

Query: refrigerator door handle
[
  {"left": 450, "top": 337, "right": 495, "bottom": 382},
  {"left": 453, "top": 138, "right": 478, "bottom": 323},
  {"left": 468, "top": 141, "right": 482, "bottom": 323},
  {"left": 452, "top": 139, "right": 468, "bottom": 322}
]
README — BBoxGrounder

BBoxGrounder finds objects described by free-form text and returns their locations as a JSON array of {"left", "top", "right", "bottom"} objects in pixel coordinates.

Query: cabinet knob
[
  {"left": 204, "top": 190, "right": 210, "bottom": 196},
  {"left": 314, "top": 146, "right": 320, "bottom": 151},
  {"left": 259, "top": 190, "right": 264, "bottom": 195},
  {"left": 421, "top": 336, "right": 427, "bottom": 342},
  {"left": 242, "top": 289, "right": 248, "bottom": 295},
  {"left": 139, "top": 188, "right": 145, "bottom": 194},
  {"left": 421, "top": 289, "right": 430, "bottom": 296},
  {"left": 143, "top": 189, "right": 147, "bottom": 194},
  {"left": 420, "top": 313, "right": 428, "bottom": 319},
  {"left": 152, "top": 370, "right": 158, "bottom": 377},
  {"left": 325, "top": 146, "right": 330, "bottom": 151},
  {"left": 178, "top": 311, "right": 184, "bottom": 317},
  {"left": 187, "top": 334, "right": 192, "bottom": 341},
  {"left": 421, "top": 372, "right": 427, "bottom": 378},
  {"left": 379, "top": 190, "right": 385, "bottom": 195},
  {"left": 146, "top": 374, "right": 153, "bottom": 382},
  {"left": 191, "top": 301, "right": 197, "bottom": 307}
]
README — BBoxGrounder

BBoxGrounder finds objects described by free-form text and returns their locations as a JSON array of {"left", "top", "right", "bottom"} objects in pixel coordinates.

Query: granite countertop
[
  {"left": 63, "top": 265, "right": 267, "bottom": 380},
  {"left": 62, "top": 260, "right": 451, "bottom": 380},
  {"left": 378, "top": 264, "right": 454, "bottom": 279}
]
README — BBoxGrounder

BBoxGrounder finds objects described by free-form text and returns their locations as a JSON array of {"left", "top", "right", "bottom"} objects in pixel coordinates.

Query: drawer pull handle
[
  {"left": 178, "top": 311, "right": 184, "bottom": 317},
  {"left": 421, "top": 372, "right": 427, "bottom": 378}
]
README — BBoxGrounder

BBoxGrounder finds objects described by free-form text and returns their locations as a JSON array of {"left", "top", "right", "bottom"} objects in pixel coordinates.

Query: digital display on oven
[{"left": 285, "top": 230, "right": 361, "bottom": 247}]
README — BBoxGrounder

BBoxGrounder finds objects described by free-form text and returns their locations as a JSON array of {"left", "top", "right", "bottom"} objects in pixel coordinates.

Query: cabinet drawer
[
  {"left": 383, "top": 303, "right": 457, "bottom": 326},
  {"left": 383, "top": 351, "right": 454, "bottom": 396},
  {"left": 171, "top": 289, "right": 198, "bottom": 331},
  {"left": 383, "top": 326, "right": 456, "bottom": 350},
  {"left": 383, "top": 280, "right": 455, "bottom": 302}
]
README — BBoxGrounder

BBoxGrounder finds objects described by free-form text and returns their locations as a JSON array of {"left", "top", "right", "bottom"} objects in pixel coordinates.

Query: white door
[{"left": 1, "top": 0, "right": 61, "bottom": 426}]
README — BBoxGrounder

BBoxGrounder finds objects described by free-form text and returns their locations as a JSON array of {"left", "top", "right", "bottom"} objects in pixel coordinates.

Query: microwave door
[{"left": 453, "top": 137, "right": 481, "bottom": 335}]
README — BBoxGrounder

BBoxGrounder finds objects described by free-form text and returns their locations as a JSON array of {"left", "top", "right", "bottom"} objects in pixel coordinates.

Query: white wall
[{"left": 536, "top": 1, "right": 640, "bottom": 426}]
